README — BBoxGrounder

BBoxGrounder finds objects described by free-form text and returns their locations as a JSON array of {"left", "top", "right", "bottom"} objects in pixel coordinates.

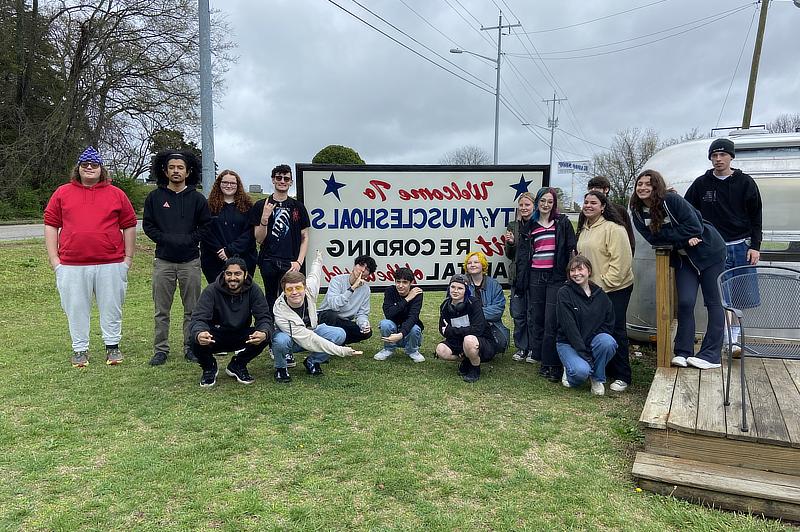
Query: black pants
[
  {"left": 527, "top": 269, "right": 561, "bottom": 370},
  {"left": 193, "top": 327, "right": 267, "bottom": 371},
  {"left": 258, "top": 258, "right": 291, "bottom": 311},
  {"left": 510, "top": 290, "right": 528, "bottom": 351},
  {"left": 606, "top": 285, "right": 633, "bottom": 385},
  {"left": 318, "top": 310, "right": 373, "bottom": 345}
]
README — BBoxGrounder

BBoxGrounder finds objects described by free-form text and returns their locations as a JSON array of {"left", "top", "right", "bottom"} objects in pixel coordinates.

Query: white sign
[
  {"left": 297, "top": 165, "right": 548, "bottom": 288},
  {"left": 557, "top": 160, "right": 590, "bottom": 174}
]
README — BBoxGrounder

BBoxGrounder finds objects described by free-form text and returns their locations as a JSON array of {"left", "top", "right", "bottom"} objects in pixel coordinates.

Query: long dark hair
[
  {"left": 629, "top": 169, "right": 668, "bottom": 233},
  {"left": 207, "top": 169, "right": 253, "bottom": 215},
  {"left": 576, "top": 190, "right": 624, "bottom": 237}
]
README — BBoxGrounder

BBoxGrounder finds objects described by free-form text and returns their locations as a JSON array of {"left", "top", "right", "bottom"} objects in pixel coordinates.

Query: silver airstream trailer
[{"left": 627, "top": 131, "right": 800, "bottom": 342}]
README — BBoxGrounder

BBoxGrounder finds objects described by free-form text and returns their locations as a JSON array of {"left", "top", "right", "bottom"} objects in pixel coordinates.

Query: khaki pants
[{"left": 152, "top": 257, "right": 201, "bottom": 355}]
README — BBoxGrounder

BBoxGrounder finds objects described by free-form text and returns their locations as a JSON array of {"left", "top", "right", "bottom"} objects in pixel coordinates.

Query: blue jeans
[
  {"left": 557, "top": 333, "right": 617, "bottom": 387},
  {"left": 721, "top": 240, "right": 760, "bottom": 309},
  {"left": 379, "top": 319, "right": 422, "bottom": 353},
  {"left": 271, "top": 323, "right": 346, "bottom": 368},
  {"left": 675, "top": 258, "right": 725, "bottom": 363}
]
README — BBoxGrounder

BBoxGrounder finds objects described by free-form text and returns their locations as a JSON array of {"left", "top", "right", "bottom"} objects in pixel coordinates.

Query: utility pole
[
  {"left": 481, "top": 13, "right": 520, "bottom": 164},
  {"left": 542, "top": 92, "right": 567, "bottom": 174},
  {"left": 198, "top": 0, "right": 215, "bottom": 195},
  {"left": 742, "top": 0, "right": 770, "bottom": 129}
]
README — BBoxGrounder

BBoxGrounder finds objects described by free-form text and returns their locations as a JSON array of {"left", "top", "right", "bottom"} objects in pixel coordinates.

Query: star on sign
[
  {"left": 322, "top": 172, "right": 347, "bottom": 201},
  {"left": 510, "top": 174, "right": 533, "bottom": 200}
]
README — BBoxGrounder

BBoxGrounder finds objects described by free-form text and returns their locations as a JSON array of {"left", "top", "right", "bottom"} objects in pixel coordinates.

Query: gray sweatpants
[
  {"left": 55, "top": 262, "right": 129, "bottom": 352},
  {"left": 152, "top": 257, "right": 201, "bottom": 355}
]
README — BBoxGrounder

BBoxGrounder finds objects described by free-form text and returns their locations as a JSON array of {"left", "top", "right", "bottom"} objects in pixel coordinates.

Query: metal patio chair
[{"left": 718, "top": 265, "right": 800, "bottom": 432}]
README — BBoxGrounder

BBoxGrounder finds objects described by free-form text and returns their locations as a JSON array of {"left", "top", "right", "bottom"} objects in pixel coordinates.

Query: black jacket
[
  {"left": 513, "top": 213, "right": 576, "bottom": 292},
  {"left": 556, "top": 281, "right": 614, "bottom": 363},
  {"left": 631, "top": 192, "right": 726, "bottom": 273},
  {"left": 382, "top": 286, "right": 424, "bottom": 338},
  {"left": 684, "top": 168, "right": 762, "bottom": 250},
  {"left": 438, "top": 295, "right": 492, "bottom": 345},
  {"left": 200, "top": 202, "right": 257, "bottom": 274},
  {"left": 189, "top": 272, "right": 273, "bottom": 341},
  {"left": 143, "top": 185, "right": 211, "bottom": 263}
]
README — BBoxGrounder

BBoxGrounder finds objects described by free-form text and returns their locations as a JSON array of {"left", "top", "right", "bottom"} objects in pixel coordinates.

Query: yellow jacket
[{"left": 577, "top": 217, "right": 634, "bottom": 293}]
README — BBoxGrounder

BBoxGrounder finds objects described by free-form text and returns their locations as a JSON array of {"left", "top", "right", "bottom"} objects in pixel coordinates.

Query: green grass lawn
[{"left": 0, "top": 237, "right": 791, "bottom": 531}]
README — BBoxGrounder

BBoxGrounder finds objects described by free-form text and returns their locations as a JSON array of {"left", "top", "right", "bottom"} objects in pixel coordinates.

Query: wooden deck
[{"left": 632, "top": 358, "right": 800, "bottom": 521}]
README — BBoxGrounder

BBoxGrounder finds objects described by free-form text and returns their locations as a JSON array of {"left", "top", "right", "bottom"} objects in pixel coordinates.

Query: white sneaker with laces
[
  {"left": 609, "top": 380, "right": 628, "bottom": 392},
  {"left": 561, "top": 369, "right": 571, "bottom": 388},
  {"left": 373, "top": 349, "right": 394, "bottom": 361},
  {"left": 686, "top": 356, "right": 721, "bottom": 370},
  {"left": 671, "top": 355, "right": 688, "bottom": 367},
  {"left": 407, "top": 351, "right": 425, "bottom": 363},
  {"left": 590, "top": 378, "right": 605, "bottom": 396},
  {"left": 511, "top": 350, "right": 526, "bottom": 362}
]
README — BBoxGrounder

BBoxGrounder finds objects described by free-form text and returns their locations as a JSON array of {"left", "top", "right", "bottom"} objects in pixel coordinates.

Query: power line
[
  {"left": 521, "top": 0, "right": 670, "bottom": 34},
  {"left": 396, "top": 0, "right": 462, "bottom": 49},
  {"left": 441, "top": 0, "right": 498, "bottom": 49},
  {"left": 717, "top": 4, "right": 759, "bottom": 127}
]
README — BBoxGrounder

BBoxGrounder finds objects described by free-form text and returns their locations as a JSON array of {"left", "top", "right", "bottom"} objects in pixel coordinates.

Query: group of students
[{"left": 45, "top": 138, "right": 761, "bottom": 391}]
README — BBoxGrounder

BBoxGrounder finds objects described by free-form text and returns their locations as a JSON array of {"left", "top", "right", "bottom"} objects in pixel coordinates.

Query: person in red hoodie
[{"left": 44, "top": 147, "right": 138, "bottom": 368}]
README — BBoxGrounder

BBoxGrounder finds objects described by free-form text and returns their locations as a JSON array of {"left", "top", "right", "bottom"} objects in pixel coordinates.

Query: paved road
[{"left": 0, "top": 220, "right": 144, "bottom": 242}]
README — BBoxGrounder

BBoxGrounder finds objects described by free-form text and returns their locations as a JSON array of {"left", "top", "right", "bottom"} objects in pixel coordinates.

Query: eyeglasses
[
  {"left": 284, "top": 285, "right": 305, "bottom": 294},
  {"left": 80, "top": 162, "right": 100, "bottom": 169},
  {"left": 273, "top": 175, "right": 292, "bottom": 182},
  {"left": 220, "top": 181, "right": 238, "bottom": 187}
]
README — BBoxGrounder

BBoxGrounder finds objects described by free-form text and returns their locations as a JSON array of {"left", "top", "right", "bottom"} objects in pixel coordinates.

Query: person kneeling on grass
[
  {"left": 435, "top": 274, "right": 496, "bottom": 383},
  {"left": 272, "top": 250, "right": 362, "bottom": 382},
  {"left": 374, "top": 267, "right": 425, "bottom": 363},
  {"left": 556, "top": 255, "right": 617, "bottom": 396},
  {"left": 189, "top": 257, "right": 273, "bottom": 388}
]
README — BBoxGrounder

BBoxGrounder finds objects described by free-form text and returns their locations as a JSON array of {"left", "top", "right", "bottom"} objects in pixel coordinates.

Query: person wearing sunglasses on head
[{"left": 44, "top": 146, "right": 138, "bottom": 368}]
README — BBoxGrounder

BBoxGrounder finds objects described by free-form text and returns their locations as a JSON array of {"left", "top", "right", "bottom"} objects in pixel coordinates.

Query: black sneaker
[
  {"left": 458, "top": 358, "right": 470, "bottom": 376},
  {"left": 285, "top": 352, "right": 297, "bottom": 368},
  {"left": 274, "top": 367, "right": 291, "bottom": 383},
  {"left": 225, "top": 364, "right": 254, "bottom": 384},
  {"left": 303, "top": 357, "right": 323, "bottom": 376},
  {"left": 185, "top": 350, "right": 199, "bottom": 363},
  {"left": 149, "top": 351, "right": 168, "bottom": 366},
  {"left": 463, "top": 364, "right": 481, "bottom": 383},
  {"left": 200, "top": 366, "right": 218, "bottom": 387}
]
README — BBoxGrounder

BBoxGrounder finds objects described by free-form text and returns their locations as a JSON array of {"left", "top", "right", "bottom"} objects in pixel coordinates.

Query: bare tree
[
  {"left": 767, "top": 113, "right": 800, "bottom": 133},
  {"left": 661, "top": 127, "right": 705, "bottom": 148},
  {"left": 591, "top": 128, "right": 660, "bottom": 205},
  {"left": 440, "top": 145, "right": 491, "bottom": 165}
]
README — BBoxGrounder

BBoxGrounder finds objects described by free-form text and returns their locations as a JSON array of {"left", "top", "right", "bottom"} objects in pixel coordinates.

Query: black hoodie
[
  {"left": 189, "top": 271, "right": 273, "bottom": 341},
  {"left": 556, "top": 281, "right": 614, "bottom": 363},
  {"left": 143, "top": 184, "right": 211, "bottom": 262},
  {"left": 684, "top": 168, "right": 762, "bottom": 250}
]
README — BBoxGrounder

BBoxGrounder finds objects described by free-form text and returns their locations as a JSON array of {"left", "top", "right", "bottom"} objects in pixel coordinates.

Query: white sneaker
[
  {"left": 525, "top": 355, "right": 536, "bottom": 364},
  {"left": 373, "top": 349, "right": 394, "bottom": 361},
  {"left": 590, "top": 378, "right": 605, "bottom": 396},
  {"left": 561, "top": 369, "right": 571, "bottom": 388},
  {"left": 686, "top": 356, "right": 721, "bottom": 370},
  {"left": 407, "top": 351, "right": 426, "bottom": 363},
  {"left": 671, "top": 355, "right": 688, "bottom": 367},
  {"left": 609, "top": 380, "right": 628, "bottom": 392},
  {"left": 511, "top": 351, "right": 526, "bottom": 362}
]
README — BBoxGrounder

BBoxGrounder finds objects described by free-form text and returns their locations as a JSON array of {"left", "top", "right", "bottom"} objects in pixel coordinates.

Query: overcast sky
[{"left": 209, "top": 0, "right": 800, "bottom": 193}]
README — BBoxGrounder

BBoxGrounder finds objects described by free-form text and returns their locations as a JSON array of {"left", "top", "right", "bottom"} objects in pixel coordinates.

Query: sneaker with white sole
[
  {"left": 71, "top": 350, "right": 89, "bottom": 368},
  {"left": 106, "top": 347, "right": 123, "bottom": 365},
  {"left": 561, "top": 369, "right": 571, "bottom": 388},
  {"left": 686, "top": 356, "right": 721, "bottom": 370},
  {"left": 511, "top": 350, "right": 526, "bottom": 362},
  {"left": 525, "top": 355, "right": 536, "bottom": 364},
  {"left": 609, "top": 380, "right": 628, "bottom": 392},
  {"left": 200, "top": 367, "right": 218, "bottom": 387},
  {"left": 671, "top": 355, "right": 688, "bottom": 367},
  {"left": 590, "top": 378, "right": 605, "bottom": 396},
  {"left": 373, "top": 348, "right": 394, "bottom": 361},
  {"left": 285, "top": 352, "right": 297, "bottom": 368},
  {"left": 407, "top": 351, "right": 425, "bottom": 363}
]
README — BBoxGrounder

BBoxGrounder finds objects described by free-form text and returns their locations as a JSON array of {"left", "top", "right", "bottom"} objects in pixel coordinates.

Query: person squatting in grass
[
  {"left": 143, "top": 149, "right": 211, "bottom": 366},
  {"left": 436, "top": 274, "right": 496, "bottom": 383},
  {"left": 374, "top": 267, "right": 425, "bottom": 363},
  {"left": 630, "top": 169, "right": 726, "bottom": 370},
  {"left": 505, "top": 188, "right": 577, "bottom": 383},
  {"left": 200, "top": 169, "right": 257, "bottom": 284},
  {"left": 576, "top": 190, "right": 634, "bottom": 393},
  {"left": 272, "top": 250, "right": 362, "bottom": 382},
  {"left": 44, "top": 146, "right": 138, "bottom": 368},
  {"left": 463, "top": 251, "right": 510, "bottom": 356},
  {"left": 189, "top": 257, "right": 273, "bottom": 388},
  {"left": 556, "top": 255, "right": 617, "bottom": 396},
  {"left": 317, "top": 254, "right": 377, "bottom": 345}
]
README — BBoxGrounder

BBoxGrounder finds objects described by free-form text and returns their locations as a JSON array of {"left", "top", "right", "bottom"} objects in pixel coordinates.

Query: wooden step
[{"left": 632, "top": 452, "right": 800, "bottom": 521}]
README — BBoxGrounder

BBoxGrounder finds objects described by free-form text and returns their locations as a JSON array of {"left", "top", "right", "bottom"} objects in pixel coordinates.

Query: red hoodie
[{"left": 44, "top": 178, "right": 138, "bottom": 265}]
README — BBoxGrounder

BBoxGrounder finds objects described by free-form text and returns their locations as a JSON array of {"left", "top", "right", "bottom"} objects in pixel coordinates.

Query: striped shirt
[{"left": 530, "top": 222, "right": 556, "bottom": 269}]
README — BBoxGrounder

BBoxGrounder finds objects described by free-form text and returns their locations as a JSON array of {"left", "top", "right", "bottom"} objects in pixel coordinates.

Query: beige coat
[{"left": 577, "top": 217, "right": 634, "bottom": 293}]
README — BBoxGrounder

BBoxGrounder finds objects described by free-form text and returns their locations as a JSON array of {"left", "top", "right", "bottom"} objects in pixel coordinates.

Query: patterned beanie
[{"left": 77, "top": 146, "right": 103, "bottom": 165}]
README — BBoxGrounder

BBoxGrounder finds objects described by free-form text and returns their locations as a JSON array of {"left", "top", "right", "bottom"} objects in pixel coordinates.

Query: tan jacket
[{"left": 577, "top": 217, "right": 634, "bottom": 293}]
